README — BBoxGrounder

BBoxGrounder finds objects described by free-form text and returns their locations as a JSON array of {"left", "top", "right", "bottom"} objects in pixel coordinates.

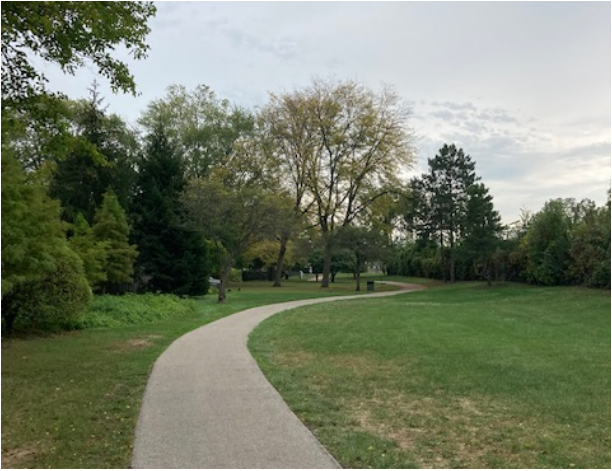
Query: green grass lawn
[
  {"left": 1, "top": 277, "right": 398, "bottom": 468},
  {"left": 249, "top": 282, "right": 611, "bottom": 468}
]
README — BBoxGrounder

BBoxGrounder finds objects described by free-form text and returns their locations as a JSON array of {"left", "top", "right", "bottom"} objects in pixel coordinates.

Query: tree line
[
  {"left": 387, "top": 145, "right": 611, "bottom": 289},
  {"left": 2, "top": 3, "right": 609, "bottom": 334}
]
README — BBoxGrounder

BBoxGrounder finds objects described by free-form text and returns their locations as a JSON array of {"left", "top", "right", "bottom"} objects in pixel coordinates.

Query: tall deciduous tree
[
  {"left": 337, "top": 225, "right": 389, "bottom": 291},
  {"left": 139, "top": 84, "right": 255, "bottom": 178},
  {"left": 131, "top": 125, "right": 210, "bottom": 295},
  {"left": 181, "top": 179, "right": 278, "bottom": 302},
  {"left": 92, "top": 189, "right": 138, "bottom": 293},
  {"left": 261, "top": 79, "right": 415, "bottom": 288}
]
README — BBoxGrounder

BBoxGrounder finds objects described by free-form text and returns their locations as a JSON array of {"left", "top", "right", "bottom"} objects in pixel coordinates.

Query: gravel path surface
[{"left": 131, "top": 282, "right": 425, "bottom": 469}]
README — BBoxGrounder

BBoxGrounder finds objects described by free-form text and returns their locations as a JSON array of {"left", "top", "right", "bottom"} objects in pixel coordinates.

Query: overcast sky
[{"left": 41, "top": 1, "right": 611, "bottom": 223}]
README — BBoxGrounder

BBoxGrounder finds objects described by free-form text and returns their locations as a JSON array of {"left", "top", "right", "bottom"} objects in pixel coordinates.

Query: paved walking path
[{"left": 131, "top": 282, "right": 425, "bottom": 469}]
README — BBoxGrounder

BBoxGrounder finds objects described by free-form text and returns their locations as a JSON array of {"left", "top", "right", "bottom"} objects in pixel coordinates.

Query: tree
[
  {"left": 2, "top": 147, "right": 91, "bottom": 334},
  {"left": 459, "top": 183, "right": 503, "bottom": 286},
  {"left": 2, "top": 2, "right": 156, "bottom": 106},
  {"left": 419, "top": 144, "right": 478, "bottom": 282},
  {"left": 131, "top": 124, "right": 210, "bottom": 295},
  {"left": 68, "top": 213, "right": 108, "bottom": 288},
  {"left": 261, "top": 79, "right": 415, "bottom": 288},
  {"left": 139, "top": 84, "right": 255, "bottom": 178},
  {"left": 522, "top": 199, "right": 572, "bottom": 286},
  {"left": 2, "top": 247, "right": 91, "bottom": 334},
  {"left": 49, "top": 86, "right": 138, "bottom": 223},
  {"left": 92, "top": 189, "right": 138, "bottom": 292},
  {"left": 1, "top": 147, "right": 66, "bottom": 297},
  {"left": 566, "top": 197, "right": 610, "bottom": 287},
  {"left": 337, "top": 225, "right": 390, "bottom": 291},
  {"left": 181, "top": 179, "right": 278, "bottom": 302}
]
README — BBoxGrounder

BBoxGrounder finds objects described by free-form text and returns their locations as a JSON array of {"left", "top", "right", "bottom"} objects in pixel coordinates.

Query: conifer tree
[
  {"left": 131, "top": 124, "right": 209, "bottom": 295},
  {"left": 423, "top": 144, "right": 478, "bottom": 282},
  {"left": 68, "top": 213, "right": 108, "bottom": 288},
  {"left": 92, "top": 189, "right": 138, "bottom": 292}
]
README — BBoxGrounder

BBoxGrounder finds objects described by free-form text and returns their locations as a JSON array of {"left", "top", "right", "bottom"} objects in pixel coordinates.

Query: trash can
[{"left": 366, "top": 281, "right": 375, "bottom": 292}]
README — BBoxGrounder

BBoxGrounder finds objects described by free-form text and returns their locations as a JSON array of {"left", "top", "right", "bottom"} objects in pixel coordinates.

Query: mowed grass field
[
  {"left": 250, "top": 283, "right": 611, "bottom": 468},
  {"left": 1, "top": 278, "right": 397, "bottom": 469}
]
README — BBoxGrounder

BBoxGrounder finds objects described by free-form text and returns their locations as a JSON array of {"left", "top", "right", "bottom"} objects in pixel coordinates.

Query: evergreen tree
[
  {"left": 423, "top": 144, "right": 478, "bottom": 282},
  {"left": 2, "top": 147, "right": 91, "bottom": 333},
  {"left": 131, "top": 125, "right": 209, "bottom": 295},
  {"left": 68, "top": 213, "right": 108, "bottom": 288},
  {"left": 92, "top": 189, "right": 138, "bottom": 292},
  {"left": 1, "top": 148, "right": 66, "bottom": 296},
  {"left": 49, "top": 84, "right": 137, "bottom": 223},
  {"left": 459, "top": 183, "right": 503, "bottom": 286}
]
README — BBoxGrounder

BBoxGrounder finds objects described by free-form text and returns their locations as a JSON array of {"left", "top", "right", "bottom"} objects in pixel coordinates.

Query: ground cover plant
[
  {"left": 250, "top": 282, "right": 611, "bottom": 468},
  {"left": 1, "top": 278, "right": 398, "bottom": 468}
]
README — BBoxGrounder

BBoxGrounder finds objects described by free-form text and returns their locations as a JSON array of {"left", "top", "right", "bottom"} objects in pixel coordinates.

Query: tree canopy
[{"left": 1, "top": 2, "right": 156, "bottom": 106}]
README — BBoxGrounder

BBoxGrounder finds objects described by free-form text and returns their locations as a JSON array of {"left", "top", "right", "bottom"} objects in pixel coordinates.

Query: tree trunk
[
  {"left": 273, "top": 235, "right": 289, "bottom": 288},
  {"left": 1, "top": 297, "right": 16, "bottom": 335},
  {"left": 218, "top": 261, "right": 233, "bottom": 303},
  {"left": 449, "top": 233, "right": 456, "bottom": 283},
  {"left": 321, "top": 246, "right": 331, "bottom": 288},
  {"left": 356, "top": 270, "right": 361, "bottom": 291}
]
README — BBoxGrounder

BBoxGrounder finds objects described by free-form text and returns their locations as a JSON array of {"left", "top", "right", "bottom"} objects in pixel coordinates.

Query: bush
[
  {"left": 3, "top": 248, "right": 92, "bottom": 334},
  {"left": 78, "top": 293, "right": 197, "bottom": 329}
]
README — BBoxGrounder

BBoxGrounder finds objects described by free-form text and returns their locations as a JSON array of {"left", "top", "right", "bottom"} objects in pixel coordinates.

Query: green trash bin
[{"left": 366, "top": 281, "right": 375, "bottom": 291}]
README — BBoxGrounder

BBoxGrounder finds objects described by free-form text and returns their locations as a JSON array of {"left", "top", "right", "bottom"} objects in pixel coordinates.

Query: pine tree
[
  {"left": 424, "top": 144, "right": 478, "bottom": 282},
  {"left": 131, "top": 124, "right": 209, "bottom": 295},
  {"left": 92, "top": 189, "right": 138, "bottom": 292},
  {"left": 49, "top": 83, "right": 137, "bottom": 223},
  {"left": 460, "top": 183, "right": 503, "bottom": 286}
]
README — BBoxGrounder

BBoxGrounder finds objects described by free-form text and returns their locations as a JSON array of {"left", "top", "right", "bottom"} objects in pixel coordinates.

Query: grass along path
[
  {"left": 1, "top": 278, "right": 399, "bottom": 469},
  {"left": 249, "top": 282, "right": 611, "bottom": 468}
]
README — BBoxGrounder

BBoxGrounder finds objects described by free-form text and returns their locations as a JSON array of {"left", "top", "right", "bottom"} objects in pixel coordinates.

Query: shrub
[
  {"left": 3, "top": 248, "right": 92, "bottom": 334},
  {"left": 78, "top": 293, "right": 197, "bottom": 329}
]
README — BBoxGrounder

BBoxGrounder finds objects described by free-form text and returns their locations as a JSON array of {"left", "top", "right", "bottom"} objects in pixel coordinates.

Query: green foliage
[
  {"left": 131, "top": 124, "right": 209, "bottom": 295},
  {"left": 1, "top": 148, "right": 66, "bottom": 296},
  {"left": 92, "top": 190, "right": 138, "bottom": 290},
  {"left": 49, "top": 89, "right": 138, "bottom": 223},
  {"left": 3, "top": 247, "right": 92, "bottom": 334},
  {"left": 522, "top": 197, "right": 611, "bottom": 288},
  {"left": 182, "top": 178, "right": 280, "bottom": 301},
  {"left": 139, "top": 84, "right": 255, "bottom": 178},
  {"left": 1, "top": 1, "right": 156, "bottom": 105},
  {"left": 68, "top": 213, "right": 108, "bottom": 287},
  {"left": 78, "top": 293, "right": 197, "bottom": 329},
  {"left": 229, "top": 268, "right": 243, "bottom": 283},
  {"left": 523, "top": 199, "right": 572, "bottom": 285}
]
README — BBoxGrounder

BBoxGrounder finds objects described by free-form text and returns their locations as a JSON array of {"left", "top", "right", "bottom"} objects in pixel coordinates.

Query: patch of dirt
[
  {"left": 2, "top": 447, "right": 37, "bottom": 468},
  {"left": 113, "top": 335, "right": 162, "bottom": 352},
  {"left": 346, "top": 392, "right": 541, "bottom": 468}
]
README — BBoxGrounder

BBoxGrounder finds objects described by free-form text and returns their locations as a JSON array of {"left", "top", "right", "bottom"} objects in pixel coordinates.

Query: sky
[{"left": 39, "top": 1, "right": 611, "bottom": 223}]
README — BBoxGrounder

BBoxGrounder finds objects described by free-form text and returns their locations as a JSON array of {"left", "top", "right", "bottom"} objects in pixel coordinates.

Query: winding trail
[{"left": 131, "top": 282, "right": 425, "bottom": 469}]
